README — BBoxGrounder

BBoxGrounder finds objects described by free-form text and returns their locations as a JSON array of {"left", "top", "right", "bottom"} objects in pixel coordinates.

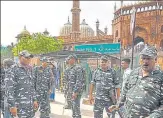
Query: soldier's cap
[
  {"left": 3, "top": 58, "right": 14, "bottom": 67},
  {"left": 19, "top": 50, "right": 33, "bottom": 58},
  {"left": 100, "top": 55, "right": 110, "bottom": 61},
  {"left": 140, "top": 46, "right": 157, "bottom": 58},
  {"left": 40, "top": 57, "right": 48, "bottom": 62},
  {"left": 67, "top": 54, "right": 78, "bottom": 60}
]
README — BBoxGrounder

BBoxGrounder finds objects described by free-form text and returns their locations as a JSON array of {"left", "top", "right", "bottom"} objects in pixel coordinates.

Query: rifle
[{"left": 110, "top": 89, "right": 124, "bottom": 118}]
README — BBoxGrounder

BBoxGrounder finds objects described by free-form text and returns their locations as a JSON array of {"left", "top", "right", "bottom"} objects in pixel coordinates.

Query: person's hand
[
  {"left": 10, "top": 107, "right": 17, "bottom": 116},
  {"left": 48, "top": 89, "right": 51, "bottom": 94},
  {"left": 108, "top": 105, "right": 119, "bottom": 112},
  {"left": 89, "top": 95, "right": 94, "bottom": 104},
  {"left": 33, "top": 101, "right": 38, "bottom": 110},
  {"left": 72, "top": 92, "right": 78, "bottom": 100}
]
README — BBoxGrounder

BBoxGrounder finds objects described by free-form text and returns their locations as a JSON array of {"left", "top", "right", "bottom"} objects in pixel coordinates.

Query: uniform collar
[
  {"left": 139, "top": 67, "right": 158, "bottom": 77},
  {"left": 99, "top": 67, "right": 111, "bottom": 72},
  {"left": 124, "top": 68, "right": 131, "bottom": 72},
  {"left": 18, "top": 63, "right": 32, "bottom": 70}
]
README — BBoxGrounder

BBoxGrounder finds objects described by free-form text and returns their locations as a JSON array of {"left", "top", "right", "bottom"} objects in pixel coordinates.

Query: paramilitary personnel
[
  {"left": 65, "top": 54, "right": 85, "bottom": 118},
  {"left": 89, "top": 55, "right": 120, "bottom": 118},
  {"left": 110, "top": 46, "right": 163, "bottom": 118},
  {"left": 5, "top": 50, "right": 38, "bottom": 118},
  {"left": 0, "top": 63, "right": 5, "bottom": 117},
  {"left": 33, "top": 57, "right": 54, "bottom": 118},
  {"left": 3, "top": 58, "right": 15, "bottom": 118},
  {"left": 63, "top": 57, "right": 72, "bottom": 109}
]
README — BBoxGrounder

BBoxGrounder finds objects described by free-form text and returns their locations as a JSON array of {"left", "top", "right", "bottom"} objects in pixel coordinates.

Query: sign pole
[
  {"left": 120, "top": 41, "right": 122, "bottom": 72},
  {"left": 130, "top": 7, "right": 136, "bottom": 69}
]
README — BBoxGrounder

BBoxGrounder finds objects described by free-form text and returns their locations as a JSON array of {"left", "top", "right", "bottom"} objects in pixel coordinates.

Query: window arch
[
  {"left": 153, "top": 5, "right": 156, "bottom": 10},
  {"left": 149, "top": 6, "right": 152, "bottom": 10},
  {"left": 123, "top": 10, "right": 126, "bottom": 14},
  {"left": 161, "top": 25, "right": 163, "bottom": 33},
  {"left": 115, "top": 30, "right": 118, "bottom": 37},
  {"left": 137, "top": 8, "right": 140, "bottom": 12},
  {"left": 141, "top": 7, "right": 144, "bottom": 12}
]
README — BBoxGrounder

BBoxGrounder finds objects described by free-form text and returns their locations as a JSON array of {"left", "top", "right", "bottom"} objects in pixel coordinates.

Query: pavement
[{"left": 1, "top": 91, "right": 121, "bottom": 118}]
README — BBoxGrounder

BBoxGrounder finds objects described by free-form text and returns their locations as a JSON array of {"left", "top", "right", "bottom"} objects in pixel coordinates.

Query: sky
[{"left": 1, "top": 1, "right": 138, "bottom": 46}]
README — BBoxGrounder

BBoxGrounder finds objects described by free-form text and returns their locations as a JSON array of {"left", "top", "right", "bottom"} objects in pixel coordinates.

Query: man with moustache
[
  {"left": 109, "top": 46, "right": 163, "bottom": 118},
  {"left": 89, "top": 55, "right": 120, "bottom": 118},
  {"left": 5, "top": 50, "right": 38, "bottom": 118}
]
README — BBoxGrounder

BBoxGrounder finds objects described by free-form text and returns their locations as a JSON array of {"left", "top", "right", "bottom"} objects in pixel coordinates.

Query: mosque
[{"left": 16, "top": 0, "right": 163, "bottom": 69}]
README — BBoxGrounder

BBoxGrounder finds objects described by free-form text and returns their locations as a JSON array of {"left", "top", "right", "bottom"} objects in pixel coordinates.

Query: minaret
[
  {"left": 96, "top": 19, "right": 99, "bottom": 36},
  {"left": 70, "top": 0, "right": 81, "bottom": 41},
  {"left": 121, "top": 0, "right": 123, "bottom": 15},
  {"left": 121, "top": 0, "right": 123, "bottom": 8},
  {"left": 114, "top": 2, "right": 116, "bottom": 12},
  {"left": 104, "top": 26, "right": 108, "bottom": 35}
]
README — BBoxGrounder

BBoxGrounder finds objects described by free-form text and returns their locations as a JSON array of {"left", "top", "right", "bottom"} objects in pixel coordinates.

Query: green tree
[{"left": 12, "top": 33, "right": 63, "bottom": 56}]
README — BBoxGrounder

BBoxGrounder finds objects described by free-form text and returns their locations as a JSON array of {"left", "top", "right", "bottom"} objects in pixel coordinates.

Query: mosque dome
[
  {"left": 80, "top": 19, "right": 94, "bottom": 38},
  {"left": 16, "top": 26, "right": 30, "bottom": 39},
  {"left": 20, "top": 26, "right": 30, "bottom": 36},
  {"left": 59, "top": 18, "right": 94, "bottom": 37},
  {"left": 59, "top": 17, "right": 72, "bottom": 36}
]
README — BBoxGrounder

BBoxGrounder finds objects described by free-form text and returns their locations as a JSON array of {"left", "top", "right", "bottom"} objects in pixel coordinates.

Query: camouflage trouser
[
  {"left": 37, "top": 91, "right": 50, "bottom": 118},
  {"left": 0, "top": 91, "right": 4, "bottom": 116},
  {"left": 94, "top": 99, "right": 115, "bottom": 118},
  {"left": 72, "top": 96, "right": 81, "bottom": 118},
  {"left": 65, "top": 92, "right": 72, "bottom": 108},
  {"left": 17, "top": 102, "right": 35, "bottom": 118},
  {"left": 3, "top": 95, "right": 13, "bottom": 118}
]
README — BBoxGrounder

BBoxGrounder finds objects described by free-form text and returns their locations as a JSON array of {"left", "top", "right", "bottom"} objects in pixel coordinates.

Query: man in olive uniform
[
  {"left": 109, "top": 46, "right": 163, "bottom": 118},
  {"left": 64, "top": 54, "right": 85, "bottom": 118},
  {"left": 89, "top": 55, "right": 120, "bottom": 118},
  {"left": 5, "top": 50, "right": 38, "bottom": 118},
  {"left": 33, "top": 57, "right": 54, "bottom": 118}
]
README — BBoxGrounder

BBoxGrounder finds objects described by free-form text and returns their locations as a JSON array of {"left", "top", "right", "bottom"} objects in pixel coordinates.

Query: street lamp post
[
  {"left": 130, "top": 7, "right": 136, "bottom": 69},
  {"left": 11, "top": 42, "right": 14, "bottom": 59}
]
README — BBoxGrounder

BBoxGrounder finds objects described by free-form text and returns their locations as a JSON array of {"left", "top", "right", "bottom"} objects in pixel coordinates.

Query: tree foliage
[{"left": 12, "top": 33, "right": 63, "bottom": 56}]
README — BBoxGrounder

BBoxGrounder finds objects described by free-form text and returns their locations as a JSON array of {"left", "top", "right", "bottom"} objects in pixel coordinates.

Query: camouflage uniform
[
  {"left": 0, "top": 66, "right": 5, "bottom": 116},
  {"left": 5, "top": 64, "right": 37, "bottom": 118},
  {"left": 33, "top": 58, "right": 54, "bottom": 118},
  {"left": 63, "top": 64, "right": 72, "bottom": 109},
  {"left": 119, "top": 46, "right": 163, "bottom": 118},
  {"left": 91, "top": 55, "right": 120, "bottom": 118},
  {"left": 3, "top": 59, "right": 15, "bottom": 118},
  {"left": 65, "top": 54, "right": 85, "bottom": 118},
  {"left": 4, "top": 51, "right": 37, "bottom": 118}
]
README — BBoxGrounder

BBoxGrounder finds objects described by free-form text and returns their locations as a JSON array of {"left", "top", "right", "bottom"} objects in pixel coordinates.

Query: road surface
[{"left": 1, "top": 91, "right": 121, "bottom": 118}]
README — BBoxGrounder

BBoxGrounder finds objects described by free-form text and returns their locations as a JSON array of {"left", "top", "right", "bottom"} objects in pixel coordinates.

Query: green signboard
[{"left": 74, "top": 43, "right": 121, "bottom": 54}]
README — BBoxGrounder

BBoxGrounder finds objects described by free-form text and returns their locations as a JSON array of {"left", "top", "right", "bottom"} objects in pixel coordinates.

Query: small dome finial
[
  {"left": 43, "top": 28, "right": 49, "bottom": 35},
  {"left": 24, "top": 25, "right": 26, "bottom": 30},
  {"left": 81, "top": 19, "right": 87, "bottom": 25},
  {"left": 68, "top": 16, "right": 70, "bottom": 22},
  {"left": 96, "top": 19, "right": 99, "bottom": 23}
]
